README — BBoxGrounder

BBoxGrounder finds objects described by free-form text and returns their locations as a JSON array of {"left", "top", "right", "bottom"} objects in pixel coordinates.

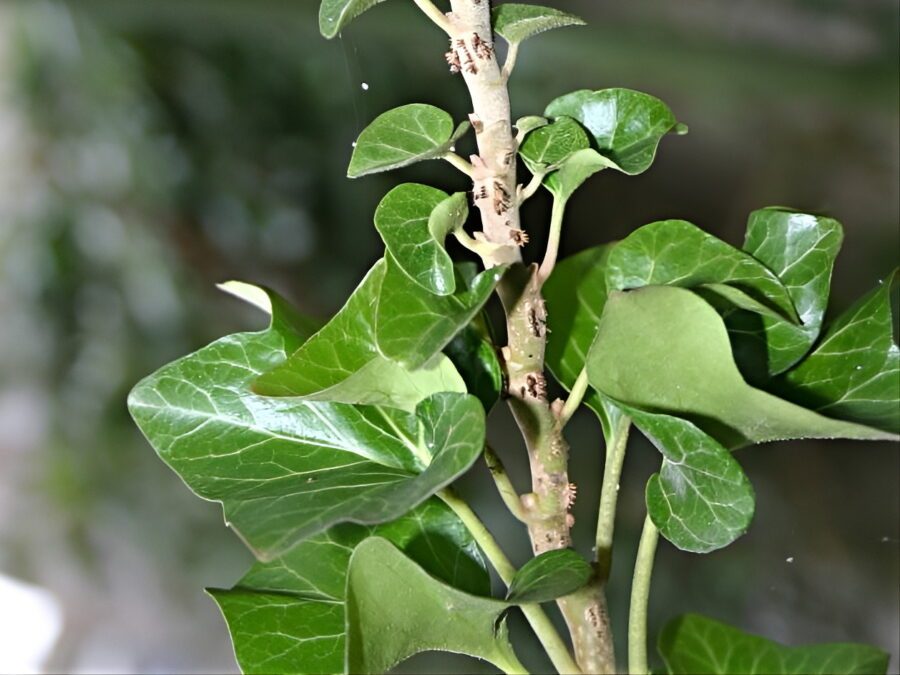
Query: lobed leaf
[
  {"left": 254, "top": 260, "right": 465, "bottom": 411},
  {"left": 374, "top": 183, "right": 457, "bottom": 296},
  {"left": 128, "top": 283, "right": 485, "bottom": 560},
  {"left": 346, "top": 537, "right": 522, "bottom": 674},
  {"left": 493, "top": 3, "right": 586, "bottom": 45},
  {"left": 210, "top": 500, "right": 489, "bottom": 674},
  {"left": 545, "top": 88, "right": 682, "bottom": 175},
  {"left": 782, "top": 271, "right": 899, "bottom": 434},
  {"left": 348, "top": 104, "right": 465, "bottom": 178},
  {"left": 376, "top": 259, "right": 506, "bottom": 369},
  {"left": 629, "top": 406, "right": 755, "bottom": 553},
  {"left": 658, "top": 613, "right": 889, "bottom": 675},
  {"left": 506, "top": 549, "right": 593, "bottom": 604},
  {"left": 586, "top": 286, "right": 897, "bottom": 447},
  {"left": 606, "top": 219, "right": 799, "bottom": 322},
  {"left": 319, "top": 0, "right": 389, "bottom": 39}
]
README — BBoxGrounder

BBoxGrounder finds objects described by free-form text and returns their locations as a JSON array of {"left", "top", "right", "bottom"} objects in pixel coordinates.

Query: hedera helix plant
[{"left": 128, "top": 2, "right": 899, "bottom": 674}]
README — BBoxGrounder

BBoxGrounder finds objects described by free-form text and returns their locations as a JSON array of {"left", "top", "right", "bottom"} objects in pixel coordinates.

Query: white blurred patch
[{"left": 0, "top": 573, "right": 62, "bottom": 674}]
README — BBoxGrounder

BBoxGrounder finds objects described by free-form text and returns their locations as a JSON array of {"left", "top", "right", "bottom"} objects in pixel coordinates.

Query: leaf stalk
[{"left": 628, "top": 514, "right": 659, "bottom": 675}]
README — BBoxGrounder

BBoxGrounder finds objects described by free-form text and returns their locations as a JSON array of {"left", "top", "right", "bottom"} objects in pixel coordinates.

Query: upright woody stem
[{"left": 444, "top": 1, "right": 616, "bottom": 671}]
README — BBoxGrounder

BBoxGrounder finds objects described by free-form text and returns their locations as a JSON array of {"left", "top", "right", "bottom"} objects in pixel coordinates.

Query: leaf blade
[
  {"left": 506, "top": 549, "right": 593, "bottom": 604},
  {"left": 492, "top": 3, "right": 586, "bottom": 45}
]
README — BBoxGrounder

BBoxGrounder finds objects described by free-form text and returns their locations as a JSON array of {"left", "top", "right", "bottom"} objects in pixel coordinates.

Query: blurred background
[{"left": 0, "top": 1, "right": 897, "bottom": 672}]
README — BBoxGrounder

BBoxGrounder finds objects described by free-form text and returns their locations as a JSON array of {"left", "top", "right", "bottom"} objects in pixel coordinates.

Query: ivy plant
[{"left": 129, "top": 2, "right": 899, "bottom": 674}]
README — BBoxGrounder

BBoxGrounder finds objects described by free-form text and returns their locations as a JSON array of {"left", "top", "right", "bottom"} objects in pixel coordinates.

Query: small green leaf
[
  {"left": 209, "top": 500, "right": 489, "bottom": 674},
  {"left": 627, "top": 406, "right": 754, "bottom": 553},
  {"left": 506, "top": 549, "right": 592, "bottom": 604},
  {"left": 443, "top": 319, "right": 503, "bottom": 412},
  {"left": 375, "top": 183, "right": 457, "bottom": 296},
  {"left": 782, "top": 272, "right": 899, "bottom": 434},
  {"left": 429, "top": 191, "right": 469, "bottom": 241},
  {"left": 348, "top": 104, "right": 461, "bottom": 178},
  {"left": 319, "top": 0, "right": 388, "bottom": 39},
  {"left": 515, "top": 115, "right": 549, "bottom": 137},
  {"left": 658, "top": 613, "right": 890, "bottom": 675},
  {"left": 254, "top": 260, "right": 465, "bottom": 411},
  {"left": 544, "top": 148, "right": 621, "bottom": 202},
  {"left": 545, "top": 88, "right": 681, "bottom": 175},
  {"left": 493, "top": 3, "right": 586, "bottom": 45},
  {"left": 606, "top": 219, "right": 799, "bottom": 322},
  {"left": 346, "top": 537, "right": 522, "bottom": 674},
  {"left": 519, "top": 116, "right": 590, "bottom": 173},
  {"left": 129, "top": 285, "right": 486, "bottom": 559},
  {"left": 586, "top": 286, "right": 897, "bottom": 446},
  {"left": 377, "top": 259, "right": 506, "bottom": 369}
]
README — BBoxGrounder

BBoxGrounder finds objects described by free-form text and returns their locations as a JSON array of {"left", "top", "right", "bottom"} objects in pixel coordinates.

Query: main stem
[{"left": 445, "top": 1, "right": 616, "bottom": 672}]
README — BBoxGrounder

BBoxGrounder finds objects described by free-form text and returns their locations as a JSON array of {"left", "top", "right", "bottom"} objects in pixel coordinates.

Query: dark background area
[{"left": 0, "top": 1, "right": 896, "bottom": 672}]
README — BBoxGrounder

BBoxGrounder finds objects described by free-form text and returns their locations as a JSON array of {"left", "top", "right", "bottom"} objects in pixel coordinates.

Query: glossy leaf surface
[
  {"left": 586, "top": 286, "right": 896, "bottom": 446},
  {"left": 659, "top": 614, "right": 889, "bottom": 675},
  {"left": 348, "top": 104, "right": 462, "bottom": 178},
  {"left": 630, "top": 407, "right": 754, "bottom": 553},
  {"left": 129, "top": 288, "right": 485, "bottom": 560},
  {"left": 443, "top": 320, "right": 503, "bottom": 412},
  {"left": 736, "top": 208, "right": 844, "bottom": 373},
  {"left": 376, "top": 259, "right": 505, "bottom": 369},
  {"left": 375, "top": 183, "right": 456, "bottom": 296},
  {"left": 319, "top": 0, "right": 387, "bottom": 39},
  {"left": 783, "top": 272, "right": 900, "bottom": 434},
  {"left": 346, "top": 537, "right": 521, "bottom": 674},
  {"left": 493, "top": 3, "right": 585, "bottom": 44},
  {"left": 544, "top": 88, "right": 681, "bottom": 175},
  {"left": 506, "top": 549, "right": 592, "bottom": 604},
  {"left": 210, "top": 500, "right": 489, "bottom": 674},
  {"left": 606, "top": 219, "right": 798, "bottom": 321},
  {"left": 519, "top": 116, "right": 589, "bottom": 173},
  {"left": 254, "top": 260, "right": 465, "bottom": 411}
]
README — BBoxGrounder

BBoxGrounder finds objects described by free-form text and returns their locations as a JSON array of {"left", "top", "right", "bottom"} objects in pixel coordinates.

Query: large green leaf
[
  {"left": 658, "top": 614, "right": 889, "bottom": 675},
  {"left": 734, "top": 208, "right": 844, "bottom": 374},
  {"left": 346, "top": 537, "right": 523, "bottom": 674},
  {"left": 505, "top": 549, "right": 592, "bottom": 604},
  {"left": 254, "top": 260, "right": 465, "bottom": 411},
  {"left": 209, "top": 500, "right": 489, "bottom": 674},
  {"left": 492, "top": 3, "right": 585, "bottom": 45},
  {"left": 544, "top": 88, "right": 682, "bottom": 175},
  {"left": 443, "top": 315, "right": 503, "bottom": 412},
  {"left": 348, "top": 104, "right": 466, "bottom": 178},
  {"left": 782, "top": 272, "right": 899, "bottom": 434},
  {"left": 129, "top": 286, "right": 486, "bottom": 560},
  {"left": 377, "top": 259, "right": 505, "bottom": 369},
  {"left": 518, "top": 115, "right": 590, "bottom": 173},
  {"left": 586, "top": 286, "right": 897, "bottom": 446},
  {"left": 606, "top": 219, "right": 799, "bottom": 322},
  {"left": 629, "top": 406, "right": 754, "bottom": 553},
  {"left": 543, "top": 245, "right": 621, "bottom": 433},
  {"left": 319, "top": 0, "right": 388, "bottom": 39},
  {"left": 374, "top": 183, "right": 458, "bottom": 296}
]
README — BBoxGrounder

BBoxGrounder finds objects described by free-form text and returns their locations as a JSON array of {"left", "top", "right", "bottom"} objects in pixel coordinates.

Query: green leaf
[
  {"left": 518, "top": 116, "right": 590, "bottom": 173},
  {"left": 515, "top": 115, "right": 549, "bottom": 137},
  {"left": 658, "top": 614, "right": 889, "bottom": 675},
  {"left": 544, "top": 148, "right": 621, "bottom": 202},
  {"left": 627, "top": 406, "right": 755, "bottom": 553},
  {"left": 782, "top": 272, "right": 900, "bottom": 434},
  {"left": 209, "top": 500, "right": 489, "bottom": 674},
  {"left": 493, "top": 3, "right": 586, "bottom": 45},
  {"left": 254, "top": 260, "right": 465, "bottom": 411},
  {"left": 319, "top": 0, "right": 388, "bottom": 39},
  {"left": 128, "top": 286, "right": 486, "bottom": 560},
  {"left": 544, "top": 88, "right": 682, "bottom": 175},
  {"left": 428, "top": 191, "right": 469, "bottom": 242},
  {"left": 348, "top": 104, "right": 465, "bottom": 178},
  {"left": 606, "top": 219, "right": 799, "bottom": 322},
  {"left": 443, "top": 319, "right": 503, "bottom": 412},
  {"left": 377, "top": 259, "right": 505, "bottom": 370},
  {"left": 374, "top": 183, "right": 457, "bottom": 296},
  {"left": 346, "top": 537, "right": 522, "bottom": 674},
  {"left": 543, "top": 245, "right": 621, "bottom": 433},
  {"left": 506, "top": 549, "right": 593, "bottom": 604},
  {"left": 586, "top": 286, "right": 897, "bottom": 446}
]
